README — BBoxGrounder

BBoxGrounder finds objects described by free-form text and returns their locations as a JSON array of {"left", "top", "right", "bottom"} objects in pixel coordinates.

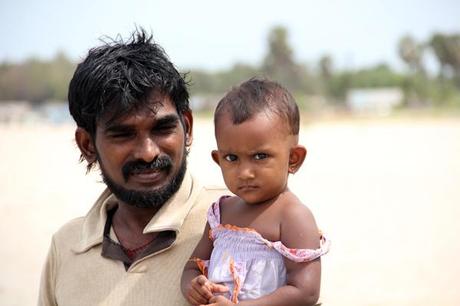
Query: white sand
[{"left": 1, "top": 117, "right": 459, "bottom": 305}]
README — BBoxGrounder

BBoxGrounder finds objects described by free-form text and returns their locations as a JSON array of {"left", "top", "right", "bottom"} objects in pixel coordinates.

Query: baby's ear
[
  {"left": 211, "top": 150, "right": 220, "bottom": 166},
  {"left": 288, "top": 145, "right": 307, "bottom": 174}
]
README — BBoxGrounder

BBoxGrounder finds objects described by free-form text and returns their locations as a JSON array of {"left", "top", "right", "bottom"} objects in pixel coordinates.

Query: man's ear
[
  {"left": 182, "top": 111, "right": 193, "bottom": 147},
  {"left": 75, "top": 127, "right": 97, "bottom": 164},
  {"left": 288, "top": 145, "right": 307, "bottom": 174},
  {"left": 211, "top": 150, "right": 220, "bottom": 166}
]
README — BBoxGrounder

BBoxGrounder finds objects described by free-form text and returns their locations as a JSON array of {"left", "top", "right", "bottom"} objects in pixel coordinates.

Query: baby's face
[{"left": 213, "top": 112, "right": 296, "bottom": 205}]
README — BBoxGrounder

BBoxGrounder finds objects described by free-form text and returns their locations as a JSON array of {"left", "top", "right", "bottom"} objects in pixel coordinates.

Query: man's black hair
[
  {"left": 68, "top": 28, "right": 190, "bottom": 138},
  {"left": 214, "top": 78, "right": 299, "bottom": 135}
]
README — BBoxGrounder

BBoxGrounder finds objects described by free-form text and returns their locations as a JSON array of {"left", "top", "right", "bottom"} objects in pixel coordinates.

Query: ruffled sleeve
[
  {"left": 207, "top": 195, "right": 231, "bottom": 239},
  {"left": 262, "top": 234, "right": 330, "bottom": 263}
]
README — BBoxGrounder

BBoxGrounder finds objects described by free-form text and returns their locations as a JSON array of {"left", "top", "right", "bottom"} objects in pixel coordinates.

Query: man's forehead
[{"left": 100, "top": 94, "right": 177, "bottom": 127}]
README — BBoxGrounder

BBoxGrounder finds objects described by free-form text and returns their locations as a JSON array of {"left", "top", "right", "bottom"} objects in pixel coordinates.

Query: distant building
[
  {"left": 0, "top": 101, "right": 33, "bottom": 123},
  {"left": 0, "top": 100, "right": 71, "bottom": 124},
  {"left": 346, "top": 87, "right": 403, "bottom": 115},
  {"left": 190, "top": 95, "right": 221, "bottom": 112},
  {"left": 38, "top": 101, "right": 72, "bottom": 124}
]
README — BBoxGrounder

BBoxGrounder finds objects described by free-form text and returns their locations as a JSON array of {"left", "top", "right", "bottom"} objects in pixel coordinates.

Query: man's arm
[{"left": 38, "top": 237, "right": 58, "bottom": 306}]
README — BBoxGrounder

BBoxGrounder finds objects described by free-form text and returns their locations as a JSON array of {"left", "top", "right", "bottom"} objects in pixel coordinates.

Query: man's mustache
[{"left": 122, "top": 156, "right": 172, "bottom": 181}]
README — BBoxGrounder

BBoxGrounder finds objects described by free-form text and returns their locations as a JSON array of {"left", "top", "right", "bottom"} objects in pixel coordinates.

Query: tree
[
  {"left": 398, "top": 35, "right": 430, "bottom": 105},
  {"left": 398, "top": 35, "right": 425, "bottom": 75},
  {"left": 319, "top": 55, "right": 333, "bottom": 80},
  {"left": 48, "top": 51, "right": 75, "bottom": 100},
  {"left": 261, "top": 26, "right": 303, "bottom": 92},
  {"left": 0, "top": 52, "right": 75, "bottom": 103},
  {"left": 430, "top": 33, "right": 460, "bottom": 80},
  {"left": 318, "top": 54, "right": 334, "bottom": 98}
]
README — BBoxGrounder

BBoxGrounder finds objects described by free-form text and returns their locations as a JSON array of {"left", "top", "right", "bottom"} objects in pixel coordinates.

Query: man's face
[{"left": 92, "top": 93, "right": 192, "bottom": 208}]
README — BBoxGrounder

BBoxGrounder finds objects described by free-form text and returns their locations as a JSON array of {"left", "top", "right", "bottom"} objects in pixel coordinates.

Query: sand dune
[{"left": 1, "top": 117, "right": 459, "bottom": 305}]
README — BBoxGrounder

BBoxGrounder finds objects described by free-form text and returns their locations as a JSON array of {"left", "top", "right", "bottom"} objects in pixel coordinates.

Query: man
[{"left": 38, "top": 29, "right": 226, "bottom": 306}]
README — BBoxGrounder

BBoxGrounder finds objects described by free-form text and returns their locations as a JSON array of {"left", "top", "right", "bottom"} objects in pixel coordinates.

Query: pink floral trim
[
  {"left": 229, "top": 258, "right": 241, "bottom": 303},
  {"left": 190, "top": 257, "right": 209, "bottom": 276},
  {"left": 262, "top": 235, "right": 330, "bottom": 263}
]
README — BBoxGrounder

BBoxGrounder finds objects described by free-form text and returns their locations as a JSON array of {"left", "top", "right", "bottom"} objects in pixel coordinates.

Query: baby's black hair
[{"left": 214, "top": 78, "right": 299, "bottom": 135}]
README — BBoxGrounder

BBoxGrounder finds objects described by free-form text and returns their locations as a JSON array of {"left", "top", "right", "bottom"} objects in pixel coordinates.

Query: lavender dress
[{"left": 195, "top": 196, "right": 330, "bottom": 303}]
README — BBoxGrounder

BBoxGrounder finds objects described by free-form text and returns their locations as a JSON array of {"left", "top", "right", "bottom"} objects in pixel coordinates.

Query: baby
[{"left": 181, "top": 78, "right": 329, "bottom": 305}]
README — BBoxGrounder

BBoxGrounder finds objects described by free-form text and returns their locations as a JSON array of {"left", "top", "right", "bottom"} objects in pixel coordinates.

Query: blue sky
[{"left": 1, "top": 0, "right": 459, "bottom": 71}]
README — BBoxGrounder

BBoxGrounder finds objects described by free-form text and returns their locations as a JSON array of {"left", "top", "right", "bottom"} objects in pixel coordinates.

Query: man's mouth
[
  {"left": 128, "top": 168, "right": 166, "bottom": 184},
  {"left": 122, "top": 156, "right": 173, "bottom": 182}
]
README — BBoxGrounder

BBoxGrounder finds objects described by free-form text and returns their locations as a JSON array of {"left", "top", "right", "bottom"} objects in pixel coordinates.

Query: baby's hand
[
  {"left": 206, "top": 295, "right": 235, "bottom": 306},
  {"left": 185, "top": 275, "right": 228, "bottom": 305}
]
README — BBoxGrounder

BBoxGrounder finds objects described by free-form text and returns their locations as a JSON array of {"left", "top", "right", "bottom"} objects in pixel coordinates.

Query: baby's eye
[
  {"left": 224, "top": 154, "right": 238, "bottom": 162},
  {"left": 254, "top": 153, "right": 268, "bottom": 160}
]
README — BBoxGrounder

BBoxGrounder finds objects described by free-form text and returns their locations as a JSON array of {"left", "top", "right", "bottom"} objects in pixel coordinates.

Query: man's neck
[
  {"left": 111, "top": 202, "right": 161, "bottom": 248},
  {"left": 113, "top": 202, "right": 160, "bottom": 230}
]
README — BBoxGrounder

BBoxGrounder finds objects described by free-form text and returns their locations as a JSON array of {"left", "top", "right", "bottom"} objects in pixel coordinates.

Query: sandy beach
[{"left": 1, "top": 116, "right": 459, "bottom": 305}]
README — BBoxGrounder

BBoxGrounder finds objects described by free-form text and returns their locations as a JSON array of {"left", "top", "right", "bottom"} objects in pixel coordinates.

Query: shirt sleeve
[{"left": 38, "top": 237, "right": 58, "bottom": 306}]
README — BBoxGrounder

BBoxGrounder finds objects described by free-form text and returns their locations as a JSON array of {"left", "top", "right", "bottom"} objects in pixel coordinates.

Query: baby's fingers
[
  {"left": 210, "top": 283, "right": 229, "bottom": 294},
  {"left": 185, "top": 285, "right": 209, "bottom": 306},
  {"left": 191, "top": 275, "right": 214, "bottom": 299},
  {"left": 187, "top": 288, "right": 210, "bottom": 306},
  {"left": 207, "top": 295, "right": 234, "bottom": 305},
  {"left": 187, "top": 293, "right": 206, "bottom": 306}
]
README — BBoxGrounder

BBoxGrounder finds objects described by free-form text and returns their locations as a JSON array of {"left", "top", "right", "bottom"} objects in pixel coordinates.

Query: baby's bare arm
[
  {"left": 239, "top": 195, "right": 322, "bottom": 306},
  {"left": 282, "top": 198, "right": 322, "bottom": 304}
]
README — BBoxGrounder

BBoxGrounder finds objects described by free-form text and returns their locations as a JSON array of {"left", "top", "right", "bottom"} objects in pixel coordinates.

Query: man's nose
[{"left": 133, "top": 136, "right": 160, "bottom": 162}]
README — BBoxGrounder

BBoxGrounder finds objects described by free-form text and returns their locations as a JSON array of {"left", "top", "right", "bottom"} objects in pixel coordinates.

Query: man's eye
[
  {"left": 155, "top": 124, "right": 177, "bottom": 135},
  {"left": 110, "top": 132, "right": 133, "bottom": 139},
  {"left": 224, "top": 154, "right": 238, "bottom": 162},
  {"left": 254, "top": 153, "right": 268, "bottom": 160}
]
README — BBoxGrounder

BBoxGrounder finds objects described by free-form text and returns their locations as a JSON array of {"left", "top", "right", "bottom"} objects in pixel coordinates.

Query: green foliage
[
  {"left": 1, "top": 27, "right": 460, "bottom": 110},
  {"left": 428, "top": 78, "right": 460, "bottom": 107},
  {"left": 326, "top": 64, "right": 405, "bottom": 101},
  {"left": 319, "top": 55, "right": 333, "bottom": 80},
  {"left": 0, "top": 52, "right": 75, "bottom": 104},
  {"left": 189, "top": 63, "right": 260, "bottom": 95},
  {"left": 352, "top": 64, "right": 405, "bottom": 87},
  {"left": 429, "top": 33, "right": 460, "bottom": 78},
  {"left": 398, "top": 35, "right": 425, "bottom": 74}
]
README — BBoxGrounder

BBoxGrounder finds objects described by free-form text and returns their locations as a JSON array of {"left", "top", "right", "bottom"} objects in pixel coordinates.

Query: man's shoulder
[
  {"left": 52, "top": 216, "right": 85, "bottom": 245},
  {"left": 200, "top": 184, "right": 228, "bottom": 192},
  {"left": 194, "top": 184, "right": 229, "bottom": 205}
]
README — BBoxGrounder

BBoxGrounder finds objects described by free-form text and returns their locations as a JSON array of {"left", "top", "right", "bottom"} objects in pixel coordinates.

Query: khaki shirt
[{"left": 38, "top": 172, "right": 226, "bottom": 306}]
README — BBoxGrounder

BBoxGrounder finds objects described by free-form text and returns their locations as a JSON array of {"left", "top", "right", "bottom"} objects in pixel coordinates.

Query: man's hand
[{"left": 185, "top": 275, "right": 228, "bottom": 305}]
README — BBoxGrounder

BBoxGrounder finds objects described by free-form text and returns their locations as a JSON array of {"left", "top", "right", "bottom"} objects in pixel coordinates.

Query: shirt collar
[{"left": 73, "top": 170, "right": 199, "bottom": 253}]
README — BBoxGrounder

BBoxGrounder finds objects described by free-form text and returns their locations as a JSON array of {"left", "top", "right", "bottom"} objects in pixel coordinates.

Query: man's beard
[{"left": 99, "top": 153, "right": 187, "bottom": 209}]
